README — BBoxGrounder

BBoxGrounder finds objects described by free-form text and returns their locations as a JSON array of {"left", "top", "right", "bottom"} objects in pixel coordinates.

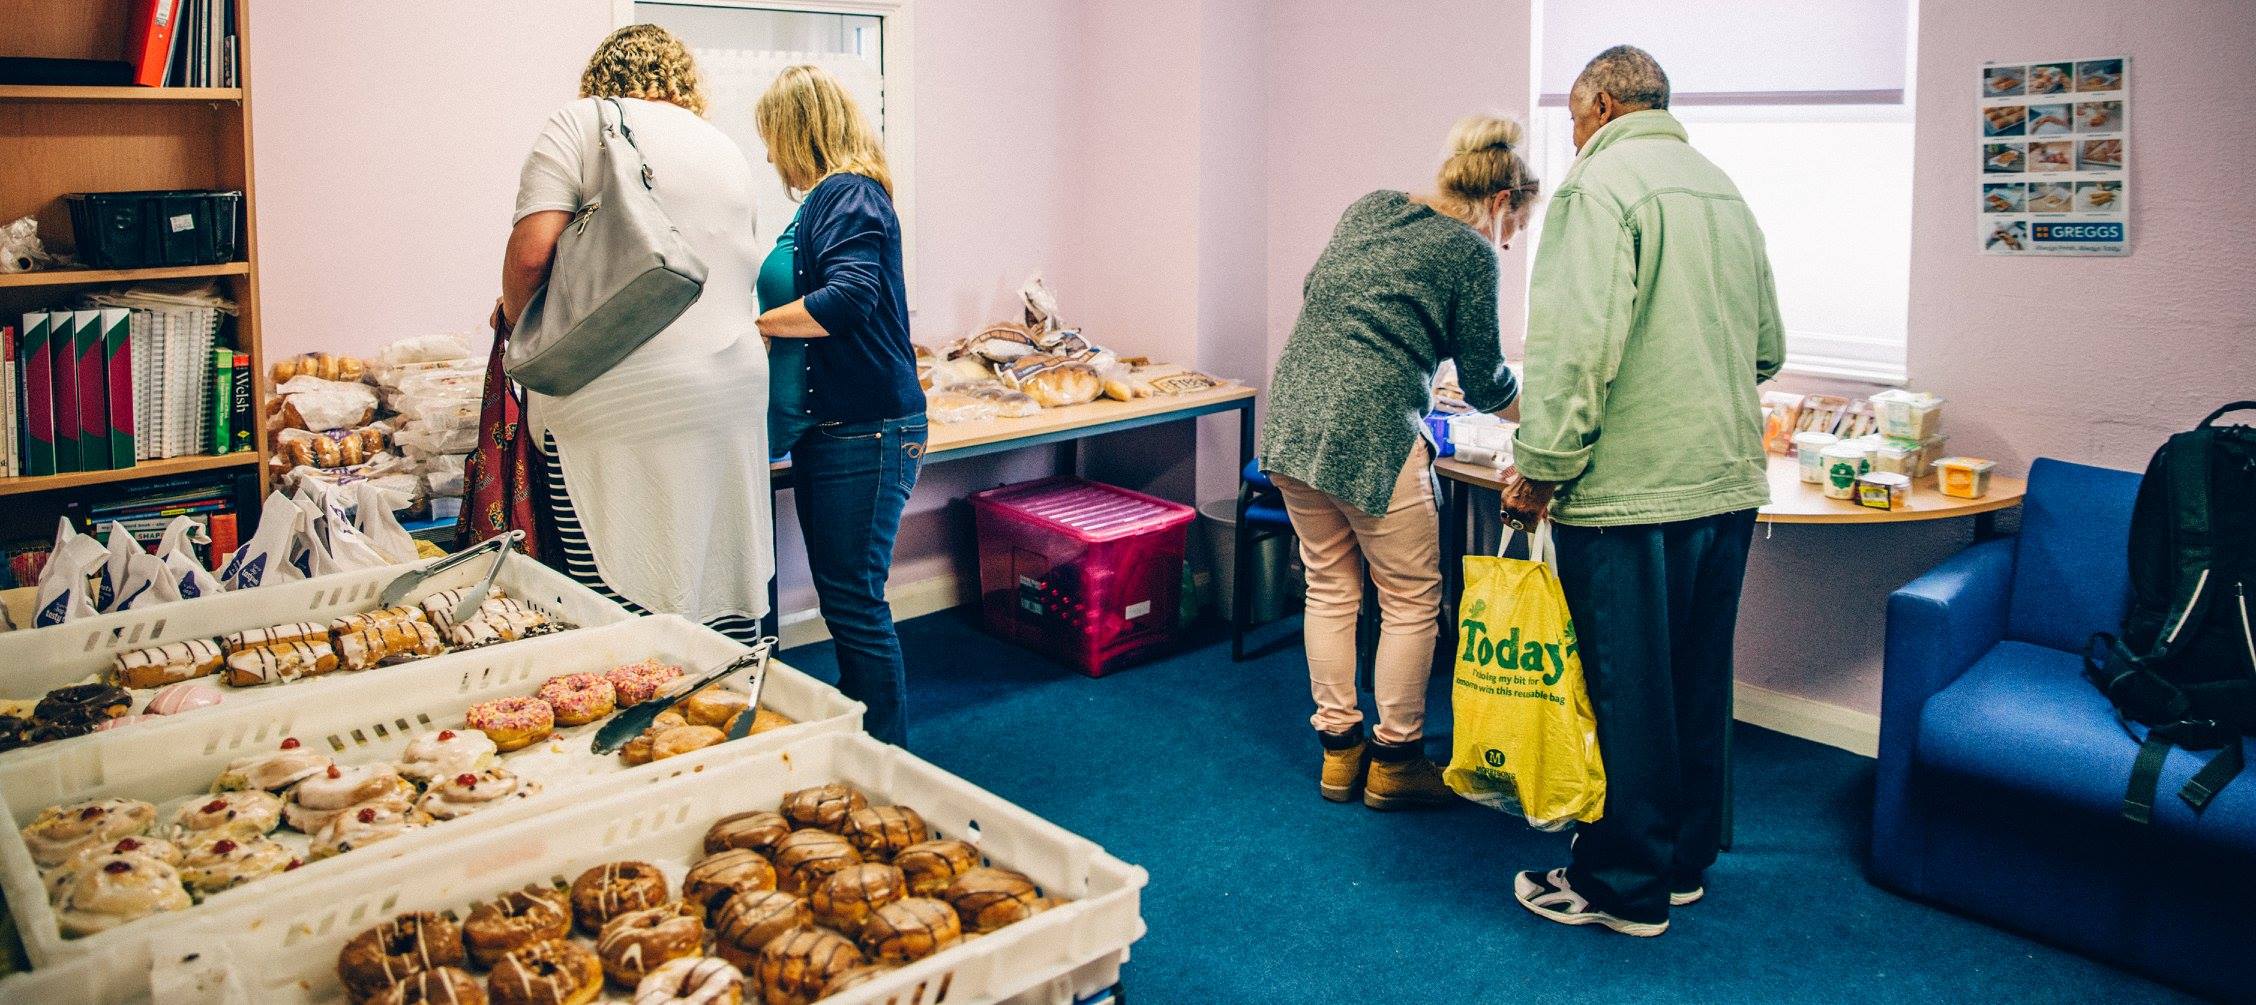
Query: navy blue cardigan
[{"left": 792, "top": 173, "right": 922, "bottom": 424}]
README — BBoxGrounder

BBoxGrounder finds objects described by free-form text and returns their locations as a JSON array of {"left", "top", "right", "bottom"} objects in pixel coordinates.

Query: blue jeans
[{"left": 792, "top": 413, "right": 927, "bottom": 746}]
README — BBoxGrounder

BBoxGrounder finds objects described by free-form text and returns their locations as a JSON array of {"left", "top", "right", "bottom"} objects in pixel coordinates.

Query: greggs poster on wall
[{"left": 1978, "top": 56, "right": 2129, "bottom": 256}]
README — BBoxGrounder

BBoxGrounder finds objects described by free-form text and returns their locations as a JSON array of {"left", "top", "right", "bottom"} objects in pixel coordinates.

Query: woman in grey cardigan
[{"left": 1260, "top": 114, "right": 1539, "bottom": 809}]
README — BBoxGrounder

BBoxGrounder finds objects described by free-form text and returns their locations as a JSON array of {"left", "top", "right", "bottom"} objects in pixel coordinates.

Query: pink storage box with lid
[{"left": 970, "top": 477, "right": 1198, "bottom": 676}]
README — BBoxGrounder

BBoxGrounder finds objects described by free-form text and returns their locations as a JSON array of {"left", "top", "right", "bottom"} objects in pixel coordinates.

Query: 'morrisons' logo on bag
[{"left": 1458, "top": 598, "right": 1578, "bottom": 686}]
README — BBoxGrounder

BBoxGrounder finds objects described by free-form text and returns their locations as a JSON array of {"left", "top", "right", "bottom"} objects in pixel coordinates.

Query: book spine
[
  {"left": 2, "top": 325, "right": 14, "bottom": 479},
  {"left": 126, "top": 0, "right": 182, "bottom": 88},
  {"left": 229, "top": 352, "right": 252, "bottom": 453},
  {"left": 73, "top": 309, "right": 108, "bottom": 470},
  {"left": 210, "top": 347, "right": 233, "bottom": 455},
  {"left": 17, "top": 313, "right": 53, "bottom": 477},
  {"left": 101, "top": 308, "right": 135, "bottom": 469},
  {"left": 47, "top": 310, "right": 79, "bottom": 473}
]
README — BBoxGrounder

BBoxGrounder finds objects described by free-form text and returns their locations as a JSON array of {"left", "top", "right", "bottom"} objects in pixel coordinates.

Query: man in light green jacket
[{"left": 1504, "top": 45, "right": 1784, "bottom": 938}]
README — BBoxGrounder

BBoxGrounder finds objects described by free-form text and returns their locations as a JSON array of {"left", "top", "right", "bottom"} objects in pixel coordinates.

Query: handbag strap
[{"left": 599, "top": 96, "right": 659, "bottom": 191}]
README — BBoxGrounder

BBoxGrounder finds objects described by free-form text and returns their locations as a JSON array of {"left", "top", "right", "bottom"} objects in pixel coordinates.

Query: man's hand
[{"left": 1498, "top": 466, "right": 1556, "bottom": 532}]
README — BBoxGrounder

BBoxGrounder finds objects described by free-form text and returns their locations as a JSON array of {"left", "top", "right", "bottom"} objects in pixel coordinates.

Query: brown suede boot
[
  {"left": 1364, "top": 739, "right": 1455, "bottom": 810},
  {"left": 1318, "top": 728, "right": 1367, "bottom": 803}
]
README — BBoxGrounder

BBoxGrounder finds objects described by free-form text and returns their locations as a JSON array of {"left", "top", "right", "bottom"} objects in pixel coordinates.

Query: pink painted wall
[
  {"left": 1263, "top": 2, "right": 1537, "bottom": 377},
  {"left": 1733, "top": 0, "right": 2256, "bottom": 715}
]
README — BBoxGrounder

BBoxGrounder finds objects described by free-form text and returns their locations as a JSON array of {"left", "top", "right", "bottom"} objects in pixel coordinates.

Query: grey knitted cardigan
[{"left": 1260, "top": 191, "right": 1518, "bottom": 515}]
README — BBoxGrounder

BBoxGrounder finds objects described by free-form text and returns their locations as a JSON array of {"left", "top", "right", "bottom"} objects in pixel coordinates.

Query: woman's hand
[
  {"left": 1498, "top": 466, "right": 1555, "bottom": 532},
  {"left": 489, "top": 297, "right": 511, "bottom": 336}
]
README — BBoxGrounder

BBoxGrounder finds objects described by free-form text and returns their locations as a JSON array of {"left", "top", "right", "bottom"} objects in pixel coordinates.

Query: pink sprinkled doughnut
[
  {"left": 535, "top": 673, "right": 617, "bottom": 727},
  {"left": 465, "top": 696, "right": 554, "bottom": 752},
  {"left": 606, "top": 660, "right": 684, "bottom": 707}
]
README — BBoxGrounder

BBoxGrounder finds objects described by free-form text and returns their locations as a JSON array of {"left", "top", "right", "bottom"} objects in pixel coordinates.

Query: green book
[
  {"left": 16, "top": 312, "right": 55, "bottom": 477},
  {"left": 210, "top": 347, "right": 233, "bottom": 455},
  {"left": 72, "top": 309, "right": 106, "bottom": 471},
  {"left": 47, "top": 310, "right": 80, "bottom": 473},
  {"left": 101, "top": 308, "right": 134, "bottom": 469}
]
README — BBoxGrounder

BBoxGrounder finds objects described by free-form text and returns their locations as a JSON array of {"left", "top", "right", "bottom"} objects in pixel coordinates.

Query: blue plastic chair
[{"left": 1233, "top": 460, "right": 1295, "bottom": 660}]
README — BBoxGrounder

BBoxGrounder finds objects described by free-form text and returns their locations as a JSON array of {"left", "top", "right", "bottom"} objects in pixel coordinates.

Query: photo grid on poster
[{"left": 1980, "top": 56, "right": 2129, "bottom": 255}]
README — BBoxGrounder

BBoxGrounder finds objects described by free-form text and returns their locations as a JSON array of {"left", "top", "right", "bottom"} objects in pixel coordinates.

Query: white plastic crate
[
  {"left": 0, "top": 615, "right": 862, "bottom": 975},
  {"left": 147, "top": 731, "right": 1147, "bottom": 1005},
  {"left": 0, "top": 551, "right": 632, "bottom": 724}
]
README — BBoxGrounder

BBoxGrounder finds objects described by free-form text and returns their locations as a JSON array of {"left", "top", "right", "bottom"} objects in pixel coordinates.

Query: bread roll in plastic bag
[
  {"left": 272, "top": 375, "right": 380, "bottom": 431},
  {"left": 377, "top": 332, "right": 476, "bottom": 368},
  {"left": 394, "top": 419, "right": 478, "bottom": 456}
]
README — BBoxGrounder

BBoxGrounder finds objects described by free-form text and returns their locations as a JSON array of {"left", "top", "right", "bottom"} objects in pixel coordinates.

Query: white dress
[{"left": 513, "top": 97, "right": 771, "bottom": 622}]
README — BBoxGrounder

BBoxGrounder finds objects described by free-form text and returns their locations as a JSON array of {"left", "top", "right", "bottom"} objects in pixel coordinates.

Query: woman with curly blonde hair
[
  {"left": 752, "top": 65, "right": 924, "bottom": 746},
  {"left": 491, "top": 23, "right": 772, "bottom": 640}
]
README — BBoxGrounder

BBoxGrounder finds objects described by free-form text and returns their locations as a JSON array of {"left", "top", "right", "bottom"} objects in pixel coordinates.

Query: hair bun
[{"left": 1448, "top": 114, "right": 1523, "bottom": 156}]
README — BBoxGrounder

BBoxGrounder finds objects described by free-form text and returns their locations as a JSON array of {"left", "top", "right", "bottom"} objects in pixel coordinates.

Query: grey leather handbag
[{"left": 505, "top": 98, "right": 707, "bottom": 396}]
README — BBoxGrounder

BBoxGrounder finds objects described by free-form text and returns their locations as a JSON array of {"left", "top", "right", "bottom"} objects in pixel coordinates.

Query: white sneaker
[
  {"left": 1513, "top": 868, "right": 1669, "bottom": 937},
  {"left": 1669, "top": 885, "right": 1705, "bottom": 907}
]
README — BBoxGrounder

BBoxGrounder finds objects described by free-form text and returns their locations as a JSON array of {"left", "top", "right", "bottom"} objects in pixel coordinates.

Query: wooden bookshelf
[
  {"left": 0, "top": 450, "right": 256, "bottom": 497},
  {"left": 0, "top": 84, "right": 241, "bottom": 102},
  {"left": 0, "top": 261, "right": 249, "bottom": 289},
  {"left": 0, "top": 0, "right": 266, "bottom": 530}
]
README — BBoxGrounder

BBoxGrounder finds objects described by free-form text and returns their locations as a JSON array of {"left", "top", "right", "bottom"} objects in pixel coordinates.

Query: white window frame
[{"left": 615, "top": 0, "right": 918, "bottom": 291}]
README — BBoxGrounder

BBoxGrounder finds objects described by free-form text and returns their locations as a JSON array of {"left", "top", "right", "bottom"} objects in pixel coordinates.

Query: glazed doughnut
[
  {"left": 464, "top": 887, "right": 573, "bottom": 969},
  {"left": 112, "top": 640, "right": 223, "bottom": 689},
  {"left": 780, "top": 784, "right": 867, "bottom": 832},
  {"left": 605, "top": 660, "right": 684, "bottom": 707},
  {"left": 752, "top": 927, "right": 863, "bottom": 1005},
  {"left": 535, "top": 673, "right": 617, "bottom": 727},
  {"left": 364, "top": 966, "right": 487, "bottom": 1005},
  {"left": 415, "top": 768, "right": 541, "bottom": 821},
  {"left": 893, "top": 840, "right": 981, "bottom": 898},
  {"left": 467, "top": 697, "right": 555, "bottom": 753},
  {"left": 943, "top": 868, "right": 1043, "bottom": 933},
  {"left": 809, "top": 863, "right": 907, "bottom": 935},
  {"left": 682, "top": 849, "right": 777, "bottom": 919},
  {"left": 215, "top": 739, "right": 332, "bottom": 791},
  {"left": 632, "top": 956, "right": 743, "bottom": 1005},
  {"left": 597, "top": 901, "right": 705, "bottom": 988},
  {"left": 839, "top": 806, "right": 927, "bottom": 862},
  {"left": 703, "top": 811, "right": 792, "bottom": 858},
  {"left": 178, "top": 831, "right": 295, "bottom": 897},
  {"left": 678, "top": 687, "right": 746, "bottom": 729},
  {"left": 52, "top": 852, "right": 192, "bottom": 937},
  {"left": 571, "top": 861, "right": 671, "bottom": 934},
  {"left": 336, "top": 911, "right": 467, "bottom": 1002},
  {"left": 23, "top": 798, "right": 157, "bottom": 869},
  {"left": 311, "top": 801, "right": 427, "bottom": 859},
  {"left": 145, "top": 681, "right": 224, "bottom": 716},
  {"left": 771, "top": 830, "right": 862, "bottom": 895},
  {"left": 488, "top": 938, "right": 603, "bottom": 1005},
  {"left": 34, "top": 683, "right": 134, "bottom": 727},
  {"left": 396, "top": 728, "right": 498, "bottom": 785},
  {"left": 649, "top": 725, "right": 724, "bottom": 761},
  {"left": 710, "top": 891, "right": 812, "bottom": 970},
  {"left": 172, "top": 790, "right": 284, "bottom": 837},
  {"left": 860, "top": 897, "right": 963, "bottom": 963}
]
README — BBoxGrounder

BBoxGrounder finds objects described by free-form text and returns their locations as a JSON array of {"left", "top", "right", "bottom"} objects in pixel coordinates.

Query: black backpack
[{"left": 2085, "top": 401, "right": 2256, "bottom": 823}]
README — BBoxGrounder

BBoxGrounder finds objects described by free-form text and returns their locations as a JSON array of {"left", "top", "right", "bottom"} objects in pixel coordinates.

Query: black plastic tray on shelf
[{"left": 64, "top": 189, "right": 244, "bottom": 269}]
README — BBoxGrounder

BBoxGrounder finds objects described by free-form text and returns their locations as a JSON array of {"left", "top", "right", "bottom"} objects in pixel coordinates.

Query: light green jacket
[{"left": 1514, "top": 110, "right": 1785, "bottom": 526}]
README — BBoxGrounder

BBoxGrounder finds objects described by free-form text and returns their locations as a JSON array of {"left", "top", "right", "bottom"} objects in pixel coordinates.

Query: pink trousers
[{"left": 1271, "top": 446, "right": 1441, "bottom": 745}]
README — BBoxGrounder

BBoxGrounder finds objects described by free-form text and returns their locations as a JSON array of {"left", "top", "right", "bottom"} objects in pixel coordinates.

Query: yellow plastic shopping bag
[{"left": 1442, "top": 525, "right": 1605, "bottom": 830}]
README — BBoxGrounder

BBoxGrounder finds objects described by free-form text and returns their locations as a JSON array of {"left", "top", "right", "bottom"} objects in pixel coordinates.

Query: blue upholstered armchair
[{"left": 1874, "top": 458, "right": 2255, "bottom": 1002}]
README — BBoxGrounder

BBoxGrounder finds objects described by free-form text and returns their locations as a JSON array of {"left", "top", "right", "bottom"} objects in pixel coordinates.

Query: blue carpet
[{"left": 783, "top": 611, "right": 2192, "bottom": 1003}]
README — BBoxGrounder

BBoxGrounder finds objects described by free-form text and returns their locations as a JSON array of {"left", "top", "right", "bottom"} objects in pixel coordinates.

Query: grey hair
[{"left": 1570, "top": 44, "right": 1670, "bottom": 112}]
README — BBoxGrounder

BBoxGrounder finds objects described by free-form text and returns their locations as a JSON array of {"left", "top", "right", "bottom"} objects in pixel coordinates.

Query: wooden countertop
[
  {"left": 771, "top": 384, "right": 1256, "bottom": 472},
  {"left": 1436, "top": 452, "right": 2025, "bottom": 525}
]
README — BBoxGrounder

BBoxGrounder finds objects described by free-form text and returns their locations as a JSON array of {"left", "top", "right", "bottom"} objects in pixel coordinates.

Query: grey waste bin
[{"left": 1198, "top": 499, "right": 1303, "bottom": 624}]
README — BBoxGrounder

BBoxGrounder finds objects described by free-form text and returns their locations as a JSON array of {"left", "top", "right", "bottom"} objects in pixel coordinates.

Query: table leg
[
  {"left": 1056, "top": 439, "right": 1079, "bottom": 477},
  {"left": 1974, "top": 510, "right": 1998, "bottom": 540},
  {"left": 1237, "top": 400, "right": 1255, "bottom": 475},
  {"left": 1439, "top": 478, "right": 1466, "bottom": 634}
]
